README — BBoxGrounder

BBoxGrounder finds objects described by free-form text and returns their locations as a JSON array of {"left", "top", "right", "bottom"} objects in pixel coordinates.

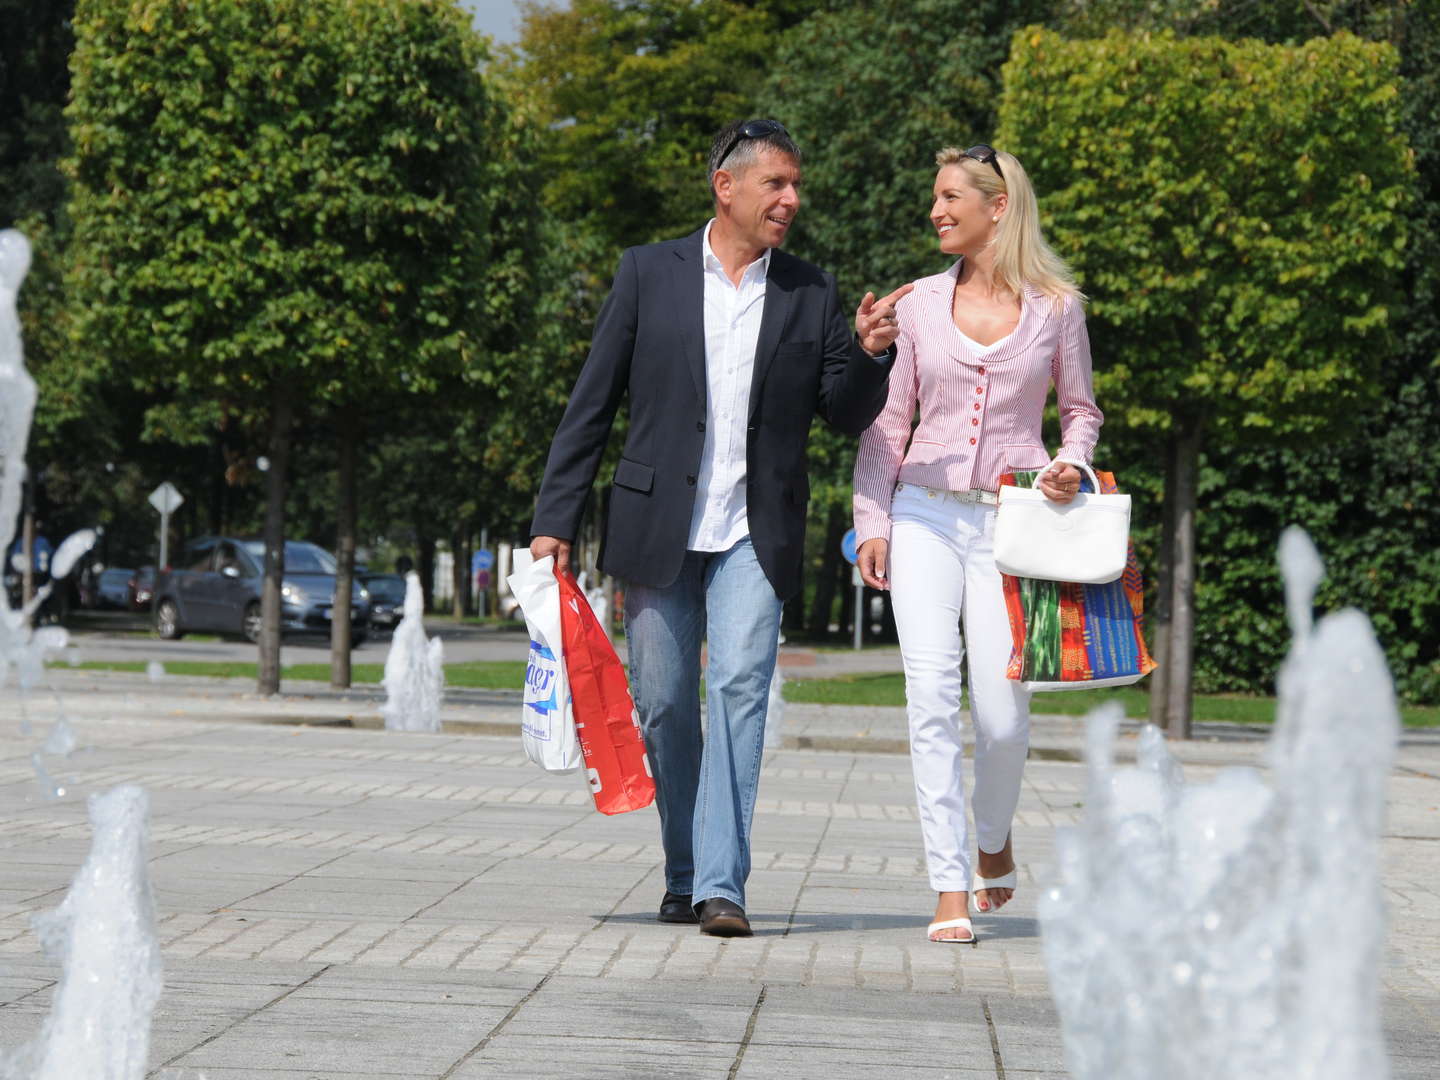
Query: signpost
[
  {"left": 841, "top": 528, "right": 862, "bottom": 651},
  {"left": 472, "top": 545, "right": 494, "bottom": 616},
  {"left": 147, "top": 481, "right": 184, "bottom": 571}
]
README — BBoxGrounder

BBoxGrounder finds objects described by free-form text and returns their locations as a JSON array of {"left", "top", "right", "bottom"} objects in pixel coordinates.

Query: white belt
[{"left": 896, "top": 482, "right": 998, "bottom": 506}]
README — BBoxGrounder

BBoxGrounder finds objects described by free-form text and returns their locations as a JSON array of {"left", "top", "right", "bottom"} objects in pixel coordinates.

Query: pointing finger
[
  {"left": 878, "top": 282, "right": 914, "bottom": 308},
  {"left": 858, "top": 291, "right": 876, "bottom": 314}
]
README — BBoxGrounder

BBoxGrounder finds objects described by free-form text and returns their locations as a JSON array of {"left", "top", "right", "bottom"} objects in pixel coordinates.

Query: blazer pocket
[
  {"left": 904, "top": 439, "right": 947, "bottom": 467},
  {"left": 613, "top": 457, "right": 654, "bottom": 493},
  {"left": 1003, "top": 443, "right": 1050, "bottom": 471},
  {"left": 774, "top": 340, "right": 817, "bottom": 358}
]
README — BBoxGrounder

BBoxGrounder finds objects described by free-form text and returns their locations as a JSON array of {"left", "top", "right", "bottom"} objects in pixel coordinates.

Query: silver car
[{"left": 154, "top": 537, "right": 370, "bottom": 643}]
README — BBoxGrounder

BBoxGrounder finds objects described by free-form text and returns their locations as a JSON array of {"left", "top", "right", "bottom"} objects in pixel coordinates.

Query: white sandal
[
  {"left": 926, "top": 917, "right": 976, "bottom": 944},
  {"left": 971, "top": 870, "right": 1018, "bottom": 912}
]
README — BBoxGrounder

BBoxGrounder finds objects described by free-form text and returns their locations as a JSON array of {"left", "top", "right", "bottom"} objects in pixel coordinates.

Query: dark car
[
  {"left": 359, "top": 573, "right": 407, "bottom": 630},
  {"left": 95, "top": 567, "right": 135, "bottom": 609},
  {"left": 153, "top": 537, "right": 370, "bottom": 644}
]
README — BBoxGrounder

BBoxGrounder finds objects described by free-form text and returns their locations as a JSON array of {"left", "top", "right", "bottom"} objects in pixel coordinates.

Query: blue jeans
[{"left": 623, "top": 537, "right": 782, "bottom": 910}]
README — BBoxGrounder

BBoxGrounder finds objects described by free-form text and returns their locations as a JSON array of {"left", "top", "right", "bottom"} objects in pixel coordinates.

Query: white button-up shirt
[{"left": 687, "top": 219, "right": 770, "bottom": 552}]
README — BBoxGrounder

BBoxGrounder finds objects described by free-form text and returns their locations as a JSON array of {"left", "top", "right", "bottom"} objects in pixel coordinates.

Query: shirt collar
[{"left": 702, "top": 219, "right": 771, "bottom": 280}]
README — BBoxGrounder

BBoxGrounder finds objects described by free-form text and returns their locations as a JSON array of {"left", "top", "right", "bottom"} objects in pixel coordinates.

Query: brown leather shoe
[
  {"left": 696, "top": 898, "right": 752, "bottom": 937},
  {"left": 658, "top": 891, "right": 698, "bottom": 924}
]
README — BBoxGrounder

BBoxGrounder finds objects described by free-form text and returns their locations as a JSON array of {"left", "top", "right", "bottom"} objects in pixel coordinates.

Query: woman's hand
[
  {"left": 857, "top": 538, "right": 889, "bottom": 590},
  {"left": 1037, "top": 463, "right": 1082, "bottom": 504}
]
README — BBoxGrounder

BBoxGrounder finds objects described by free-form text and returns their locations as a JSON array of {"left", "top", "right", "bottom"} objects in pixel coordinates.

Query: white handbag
[{"left": 993, "top": 459, "right": 1130, "bottom": 584}]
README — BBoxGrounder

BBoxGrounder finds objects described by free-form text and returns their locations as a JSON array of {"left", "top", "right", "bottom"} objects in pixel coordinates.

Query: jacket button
[
  {"left": 971, "top": 418, "right": 979, "bottom": 426},
  {"left": 977, "top": 366, "right": 986, "bottom": 376},
  {"left": 969, "top": 437, "right": 977, "bottom": 445},
  {"left": 686, "top": 475, "right": 696, "bottom": 486},
  {"left": 697, "top": 421, "right": 706, "bottom": 432}
]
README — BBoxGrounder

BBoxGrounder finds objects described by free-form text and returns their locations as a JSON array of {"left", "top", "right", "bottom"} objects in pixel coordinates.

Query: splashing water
[
  {"left": 1040, "top": 527, "right": 1399, "bottom": 1079},
  {"left": 0, "top": 786, "right": 163, "bottom": 1080},
  {"left": 0, "top": 230, "right": 96, "bottom": 792},
  {"left": 382, "top": 571, "right": 444, "bottom": 732}
]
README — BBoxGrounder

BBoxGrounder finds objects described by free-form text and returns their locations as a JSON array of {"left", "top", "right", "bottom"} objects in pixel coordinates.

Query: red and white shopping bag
[{"left": 555, "top": 571, "right": 656, "bottom": 815}]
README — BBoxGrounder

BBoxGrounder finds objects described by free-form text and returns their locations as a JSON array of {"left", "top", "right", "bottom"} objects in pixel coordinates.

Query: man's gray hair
[{"left": 707, "top": 119, "right": 801, "bottom": 193}]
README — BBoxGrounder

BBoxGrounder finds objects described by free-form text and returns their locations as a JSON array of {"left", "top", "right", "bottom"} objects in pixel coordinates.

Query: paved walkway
[{"left": 0, "top": 669, "right": 1436, "bottom": 1078}]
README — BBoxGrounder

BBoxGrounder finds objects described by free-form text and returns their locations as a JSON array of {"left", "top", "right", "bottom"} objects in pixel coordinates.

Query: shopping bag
[
  {"left": 555, "top": 571, "right": 656, "bottom": 815},
  {"left": 506, "top": 551, "right": 583, "bottom": 773},
  {"left": 995, "top": 459, "right": 1130, "bottom": 584},
  {"left": 1000, "top": 468, "right": 1157, "bottom": 692}
]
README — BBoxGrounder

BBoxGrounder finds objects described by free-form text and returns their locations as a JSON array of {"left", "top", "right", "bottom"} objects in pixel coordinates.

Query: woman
[{"left": 853, "top": 145, "right": 1102, "bottom": 943}]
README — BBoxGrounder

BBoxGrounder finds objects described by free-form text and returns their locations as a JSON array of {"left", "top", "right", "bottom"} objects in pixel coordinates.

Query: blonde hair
[{"left": 934, "top": 146, "right": 1082, "bottom": 307}]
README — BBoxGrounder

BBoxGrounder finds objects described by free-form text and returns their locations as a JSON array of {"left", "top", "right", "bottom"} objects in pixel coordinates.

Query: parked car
[
  {"left": 95, "top": 567, "right": 135, "bottom": 609},
  {"left": 359, "top": 573, "right": 407, "bottom": 630},
  {"left": 153, "top": 537, "right": 370, "bottom": 644},
  {"left": 129, "top": 565, "right": 156, "bottom": 610}
]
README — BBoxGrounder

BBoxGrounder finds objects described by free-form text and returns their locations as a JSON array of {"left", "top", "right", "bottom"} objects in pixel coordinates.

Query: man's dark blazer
[{"left": 530, "top": 227, "right": 893, "bottom": 601}]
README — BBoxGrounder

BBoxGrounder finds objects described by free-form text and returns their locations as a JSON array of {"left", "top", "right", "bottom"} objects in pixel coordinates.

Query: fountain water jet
[
  {"left": 0, "top": 786, "right": 163, "bottom": 1080},
  {"left": 1040, "top": 527, "right": 1398, "bottom": 1078},
  {"left": 382, "top": 570, "right": 443, "bottom": 732}
]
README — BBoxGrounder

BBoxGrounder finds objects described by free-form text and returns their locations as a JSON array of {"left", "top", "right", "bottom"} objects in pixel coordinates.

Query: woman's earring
[{"left": 992, "top": 216, "right": 1000, "bottom": 223}]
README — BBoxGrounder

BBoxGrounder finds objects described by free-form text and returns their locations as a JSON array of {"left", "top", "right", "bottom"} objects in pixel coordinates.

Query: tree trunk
[
  {"left": 257, "top": 384, "right": 295, "bottom": 696},
  {"left": 417, "top": 532, "right": 436, "bottom": 613},
  {"left": 1150, "top": 414, "right": 1204, "bottom": 739},
  {"left": 451, "top": 528, "right": 468, "bottom": 619},
  {"left": 330, "top": 407, "right": 359, "bottom": 689},
  {"left": 808, "top": 504, "right": 845, "bottom": 636}
]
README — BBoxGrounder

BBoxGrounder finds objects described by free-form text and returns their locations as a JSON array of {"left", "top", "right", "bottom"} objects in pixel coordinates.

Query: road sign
[
  {"left": 475, "top": 570, "right": 492, "bottom": 591},
  {"left": 474, "top": 549, "right": 495, "bottom": 572},
  {"left": 148, "top": 481, "right": 184, "bottom": 516},
  {"left": 841, "top": 528, "right": 858, "bottom": 565}
]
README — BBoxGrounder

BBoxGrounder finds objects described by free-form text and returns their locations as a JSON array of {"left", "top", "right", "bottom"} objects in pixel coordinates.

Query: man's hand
[
  {"left": 530, "top": 535, "right": 572, "bottom": 574},
  {"left": 855, "top": 283, "right": 915, "bottom": 356},
  {"left": 857, "top": 537, "right": 889, "bottom": 591}
]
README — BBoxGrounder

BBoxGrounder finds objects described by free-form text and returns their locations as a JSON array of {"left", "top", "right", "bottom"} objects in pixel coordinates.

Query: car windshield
[
  {"left": 366, "top": 576, "right": 406, "bottom": 602},
  {"left": 240, "top": 541, "right": 337, "bottom": 574}
]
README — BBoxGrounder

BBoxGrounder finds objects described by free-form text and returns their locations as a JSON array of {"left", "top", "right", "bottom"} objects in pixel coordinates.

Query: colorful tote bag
[{"left": 1000, "top": 468, "right": 1157, "bottom": 692}]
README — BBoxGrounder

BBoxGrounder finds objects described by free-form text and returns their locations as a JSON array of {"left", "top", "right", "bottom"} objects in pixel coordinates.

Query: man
[{"left": 530, "top": 119, "right": 910, "bottom": 937}]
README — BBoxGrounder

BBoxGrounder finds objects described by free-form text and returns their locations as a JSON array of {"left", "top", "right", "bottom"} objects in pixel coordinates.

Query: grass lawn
[
  {"left": 54, "top": 659, "right": 526, "bottom": 689},
  {"left": 781, "top": 671, "right": 1440, "bottom": 728},
  {"left": 51, "top": 659, "right": 1439, "bottom": 727}
]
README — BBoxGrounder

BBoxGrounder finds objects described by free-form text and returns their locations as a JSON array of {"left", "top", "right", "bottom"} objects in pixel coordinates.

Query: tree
[
  {"left": 65, "top": 0, "right": 510, "bottom": 693},
  {"left": 998, "top": 28, "right": 1414, "bottom": 734},
  {"left": 757, "top": 0, "right": 1056, "bottom": 634}
]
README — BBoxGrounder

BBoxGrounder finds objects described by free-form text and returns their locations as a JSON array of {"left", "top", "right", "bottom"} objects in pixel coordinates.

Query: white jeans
[{"left": 888, "top": 484, "right": 1031, "bottom": 892}]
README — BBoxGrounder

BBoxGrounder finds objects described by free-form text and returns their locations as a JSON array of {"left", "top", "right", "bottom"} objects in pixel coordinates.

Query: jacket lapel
[
  {"left": 747, "top": 253, "right": 793, "bottom": 421},
  {"left": 674, "top": 230, "right": 707, "bottom": 406}
]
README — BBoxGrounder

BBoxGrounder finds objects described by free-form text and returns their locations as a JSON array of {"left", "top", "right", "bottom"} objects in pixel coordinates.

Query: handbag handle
[{"left": 1046, "top": 456, "right": 1103, "bottom": 495}]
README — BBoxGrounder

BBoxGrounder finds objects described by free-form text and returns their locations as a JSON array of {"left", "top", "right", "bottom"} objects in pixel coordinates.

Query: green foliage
[
  {"left": 999, "top": 28, "right": 1412, "bottom": 439},
  {"left": 64, "top": 0, "right": 509, "bottom": 434},
  {"left": 505, "top": 0, "right": 779, "bottom": 258}
]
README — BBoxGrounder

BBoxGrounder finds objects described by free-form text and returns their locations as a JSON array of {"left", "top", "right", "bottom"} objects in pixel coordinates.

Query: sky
[{"left": 455, "top": 0, "right": 526, "bottom": 46}]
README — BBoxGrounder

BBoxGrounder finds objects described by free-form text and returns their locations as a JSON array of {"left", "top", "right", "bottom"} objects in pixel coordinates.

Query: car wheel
[
  {"left": 351, "top": 631, "right": 368, "bottom": 648},
  {"left": 242, "top": 602, "right": 262, "bottom": 644},
  {"left": 155, "top": 600, "right": 184, "bottom": 640}
]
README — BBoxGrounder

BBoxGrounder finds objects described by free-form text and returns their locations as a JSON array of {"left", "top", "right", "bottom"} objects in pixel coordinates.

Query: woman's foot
[
  {"left": 974, "top": 835, "right": 1017, "bottom": 912},
  {"left": 928, "top": 891, "right": 974, "bottom": 942}
]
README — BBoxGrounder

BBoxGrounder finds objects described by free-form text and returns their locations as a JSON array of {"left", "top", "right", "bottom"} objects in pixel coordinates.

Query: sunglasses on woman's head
[{"left": 964, "top": 144, "right": 1004, "bottom": 181}]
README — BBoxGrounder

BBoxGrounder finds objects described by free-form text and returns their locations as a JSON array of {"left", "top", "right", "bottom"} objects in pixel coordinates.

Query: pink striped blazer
[{"left": 853, "top": 260, "right": 1103, "bottom": 546}]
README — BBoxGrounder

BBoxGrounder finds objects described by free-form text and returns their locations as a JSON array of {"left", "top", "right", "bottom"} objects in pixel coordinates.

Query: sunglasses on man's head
[
  {"left": 716, "top": 119, "right": 790, "bottom": 171},
  {"left": 964, "top": 144, "right": 1004, "bottom": 181}
]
